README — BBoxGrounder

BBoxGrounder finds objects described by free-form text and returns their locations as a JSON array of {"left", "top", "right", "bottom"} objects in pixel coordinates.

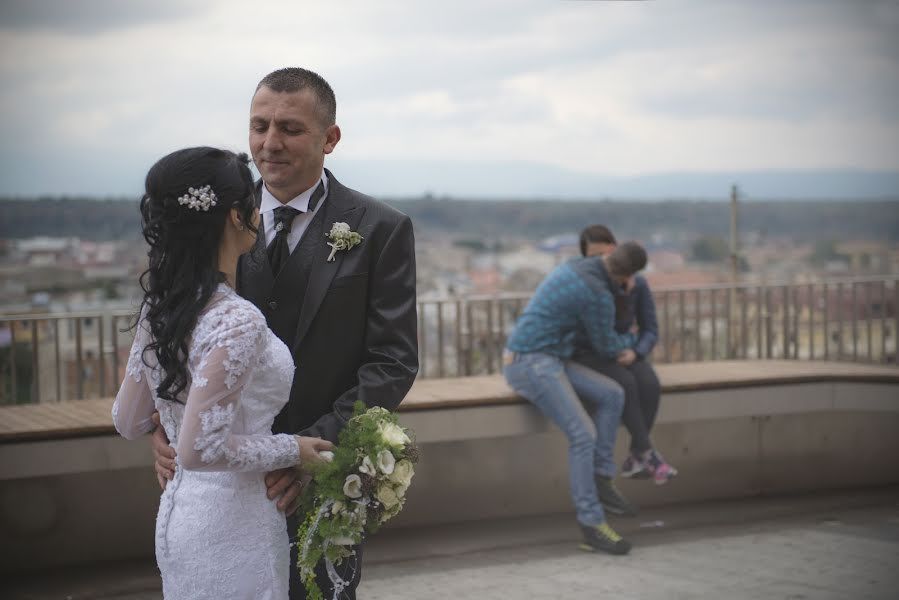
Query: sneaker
[
  {"left": 621, "top": 454, "right": 651, "bottom": 480},
  {"left": 643, "top": 449, "right": 678, "bottom": 485},
  {"left": 595, "top": 475, "right": 638, "bottom": 517},
  {"left": 579, "top": 521, "right": 632, "bottom": 555}
]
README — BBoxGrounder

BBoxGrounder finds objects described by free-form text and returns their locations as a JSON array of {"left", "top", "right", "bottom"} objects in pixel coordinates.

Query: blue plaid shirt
[{"left": 506, "top": 257, "right": 635, "bottom": 360}]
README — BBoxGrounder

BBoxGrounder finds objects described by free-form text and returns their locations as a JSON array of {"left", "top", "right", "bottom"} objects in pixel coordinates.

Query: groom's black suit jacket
[{"left": 237, "top": 169, "right": 418, "bottom": 443}]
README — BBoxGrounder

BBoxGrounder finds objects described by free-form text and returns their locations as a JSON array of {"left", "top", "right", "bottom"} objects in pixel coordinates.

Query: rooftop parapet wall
[{"left": 1, "top": 361, "right": 898, "bottom": 572}]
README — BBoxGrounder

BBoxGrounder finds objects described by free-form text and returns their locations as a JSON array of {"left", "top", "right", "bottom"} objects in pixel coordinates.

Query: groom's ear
[{"left": 323, "top": 124, "right": 341, "bottom": 155}]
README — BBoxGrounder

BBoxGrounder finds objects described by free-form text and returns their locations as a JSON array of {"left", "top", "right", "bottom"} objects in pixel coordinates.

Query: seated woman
[{"left": 575, "top": 225, "right": 678, "bottom": 485}]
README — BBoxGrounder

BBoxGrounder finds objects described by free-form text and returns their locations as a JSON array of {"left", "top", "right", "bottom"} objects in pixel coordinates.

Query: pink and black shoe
[
  {"left": 620, "top": 454, "right": 652, "bottom": 480},
  {"left": 643, "top": 449, "right": 678, "bottom": 485}
]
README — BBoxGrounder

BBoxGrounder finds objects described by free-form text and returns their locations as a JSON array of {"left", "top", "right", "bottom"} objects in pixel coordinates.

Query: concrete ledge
[
  {"left": 2, "top": 361, "right": 899, "bottom": 572},
  {"left": 3, "top": 360, "right": 898, "bottom": 444},
  {"left": 2, "top": 361, "right": 898, "bottom": 481}
]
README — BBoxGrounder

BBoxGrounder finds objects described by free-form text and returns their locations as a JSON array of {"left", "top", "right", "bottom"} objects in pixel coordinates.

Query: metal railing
[
  {"left": 414, "top": 275, "right": 899, "bottom": 377},
  {"left": 0, "top": 309, "right": 135, "bottom": 405},
  {"left": 1, "top": 276, "right": 897, "bottom": 405}
]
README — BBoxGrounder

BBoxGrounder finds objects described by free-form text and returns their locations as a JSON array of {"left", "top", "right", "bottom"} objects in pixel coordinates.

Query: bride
[{"left": 112, "top": 146, "right": 333, "bottom": 599}]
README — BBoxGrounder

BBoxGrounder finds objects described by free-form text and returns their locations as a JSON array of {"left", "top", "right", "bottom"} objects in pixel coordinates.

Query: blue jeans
[{"left": 503, "top": 351, "right": 624, "bottom": 527}]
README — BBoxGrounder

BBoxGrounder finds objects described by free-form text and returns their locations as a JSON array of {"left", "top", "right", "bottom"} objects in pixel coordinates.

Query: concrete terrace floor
[{"left": 6, "top": 487, "right": 899, "bottom": 600}]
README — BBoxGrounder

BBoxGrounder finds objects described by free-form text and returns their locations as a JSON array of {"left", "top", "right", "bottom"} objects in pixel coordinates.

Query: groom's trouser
[{"left": 288, "top": 513, "right": 363, "bottom": 599}]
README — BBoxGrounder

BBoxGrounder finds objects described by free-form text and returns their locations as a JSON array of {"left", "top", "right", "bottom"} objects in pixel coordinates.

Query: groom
[{"left": 152, "top": 67, "right": 419, "bottom": 599}]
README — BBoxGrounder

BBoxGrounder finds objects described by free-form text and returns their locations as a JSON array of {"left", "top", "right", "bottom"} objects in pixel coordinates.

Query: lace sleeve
[
  {"left": 176, "top": 305, "right": 299, "bottom": 472},
  {"left": 112, "top": 310, "right": 156, "bottom": 439}
]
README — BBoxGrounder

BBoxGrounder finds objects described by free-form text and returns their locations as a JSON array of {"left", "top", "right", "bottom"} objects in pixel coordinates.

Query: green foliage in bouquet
[{"left": 296, "top": 402, "right": 419, "bottom": 600}]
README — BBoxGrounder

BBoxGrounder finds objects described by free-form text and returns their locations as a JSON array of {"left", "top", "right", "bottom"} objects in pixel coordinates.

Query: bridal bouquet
[{"left": 296, "top": 402, "right": 419, "bottom": 600}]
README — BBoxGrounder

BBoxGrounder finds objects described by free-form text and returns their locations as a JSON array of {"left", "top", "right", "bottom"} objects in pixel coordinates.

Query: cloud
[
  {"left": 0, "top": 0, "right": 212, "bottom": 35},
  {"left": 0, "top": 0, "right": 897, "bottom": 196}
]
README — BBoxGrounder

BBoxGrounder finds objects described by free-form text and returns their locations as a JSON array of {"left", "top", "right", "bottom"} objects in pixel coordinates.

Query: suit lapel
[{"left": 293, "top": 171, "right": 366, "bottom": 349}]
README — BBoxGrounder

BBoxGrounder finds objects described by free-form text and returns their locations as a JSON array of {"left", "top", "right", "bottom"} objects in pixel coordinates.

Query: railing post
[
  {"left": 880, "top": 281, "right": 887, "bottom": 365},
  {"left": 895, "top": 280, "right": 899, "bottom": 367},
  {"left": 31, "top": 321, "right": 40, "bottom": 403},
  {"left": 417, "top": 302, "right": 426, "bottom": 378},
  {"left": 98, "top": 316, "right": 106, "bottom": 398},
  {"left": 485, "top": 299, "right": 495, "bottom": 374},
  {"left": 465, "top": 301, "right": 474, "bottom": 375},
  {"left": 709, "top": 288, "right": 733, "bottom": 360},
  {"left": 111, "top": 316, "right": 119, "bottom": 397},
  {"left": 793, "top": 285, "right": 800, "bottom": 359},
  {"left": 852, "top": 282, "right": 859, "bottom": 362},
  {"left": 837, "top": 282, "right": 844, "bottom": 360},
  {"left": 756, "top": 286, "right": 763, "bottom": 360},
  {"left": 867, "top": 281, "right": 873, "bottom": 363},
  {"left": 823, "top": 283, "right": 829, "bottom": 361},
  {"left": 808, "top": 283, "right": 815, "bottom": 360},
  {"left": 694, "top": 289, "right": 702, "bottom": 361},
  {"left": 781, "top": 285, "right": 790, "bottom": 359},
  {"left": 75, "top": 318, "right": 84, "bottom": 401},
  {"left": 55, "top": 319, "right": 62, "bottom": 402},
  {"left": 436, "top": 302, "right": 445, "bottom": 378},
  {"left": 740, "top": 287, "right": 748, "bottom": 359},
  {"left": 679, "top": 290, "right": 686, "bottom": 362},
  {"left": 455, "top": 299, "right": 463, "bottom": 377},
  {"left": 663, "top": 291, "right": 671, "bottom": 363},
  {"left": 8, "top": 323, "right": 17, "bottom": 404},
  {"left": 766, "top": 287, "right": 773, "bottom": 359}
]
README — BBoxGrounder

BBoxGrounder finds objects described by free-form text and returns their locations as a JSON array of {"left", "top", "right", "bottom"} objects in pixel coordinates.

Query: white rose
[
  {"left": 376, "top": 449, "right": 396, "bottom": 475},
  {"left": 331, "top": 222, "right": 351, "bottom": 236},
  {"left": 328, "top": 535, "right": 355, "bottom": 546},
  {"left": 343, "top": 474, "right": 362, "bottom": 499},
  {"left": 376, "top": 483, "right": 400, "bottom": 509},
  {"left": 395, "top": 480, "right": 409, "bottom": 499},
  {"left": 378, "top": 422, "right": 411, "bottom": 447},
  {"left": 388, "top": 459, "right": 414, "bottom": 488},
  {"left": 359, "top": 455, "right": 376, "bottom": 476},
  {"left": 367, "top": 407, "right": 391, "bottom": 419}
]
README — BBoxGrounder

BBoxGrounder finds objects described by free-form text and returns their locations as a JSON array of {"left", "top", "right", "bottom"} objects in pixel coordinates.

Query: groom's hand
[
  {"left": 265, "top": 468, "right": 312, "bottom": 515},
  {"left": 151, "top": 412, "right": 177, "bottom": 490}
]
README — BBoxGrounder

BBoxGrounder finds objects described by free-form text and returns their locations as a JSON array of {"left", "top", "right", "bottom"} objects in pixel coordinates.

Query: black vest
[{"left": 238, "top": 202, "right": 326, "bottom": 349}]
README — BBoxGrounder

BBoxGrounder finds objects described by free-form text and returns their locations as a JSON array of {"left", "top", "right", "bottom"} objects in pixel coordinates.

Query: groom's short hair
[{"left": 256, "top": 67, "right": 337, "bottom": 126}]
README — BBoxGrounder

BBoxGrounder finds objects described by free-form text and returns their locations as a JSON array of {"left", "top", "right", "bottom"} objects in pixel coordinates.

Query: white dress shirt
[{"left": 259, "top": 172, "right": 329, "bottom": 254}]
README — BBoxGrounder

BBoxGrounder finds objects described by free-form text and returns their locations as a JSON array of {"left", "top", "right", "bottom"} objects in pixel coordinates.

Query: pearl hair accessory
[{"left": 177, "top": 185, "right": 218, "bottom": 212}]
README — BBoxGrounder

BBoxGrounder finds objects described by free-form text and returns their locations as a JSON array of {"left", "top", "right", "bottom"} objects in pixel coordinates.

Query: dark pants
[
  {"left": 575, "top": 356, "right": 661, "bottom": 455},
  {"left": 288, "top": 513, "right": 363, "bottom": 599}
]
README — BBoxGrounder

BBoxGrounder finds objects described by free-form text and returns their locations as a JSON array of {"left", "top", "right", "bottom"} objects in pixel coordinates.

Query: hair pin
[{"left": 177, "top": 185, "right": 218, "bottom": 212}]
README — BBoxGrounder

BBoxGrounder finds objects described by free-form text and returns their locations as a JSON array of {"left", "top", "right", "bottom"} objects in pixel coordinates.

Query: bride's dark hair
[{"left": 138, "top": 147, "right": 257, "bottom": 402}]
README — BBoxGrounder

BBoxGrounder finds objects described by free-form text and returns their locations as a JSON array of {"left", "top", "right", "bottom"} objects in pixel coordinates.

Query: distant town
[
  {"left": 1, "top": 195, "right": 897, "bottom": 404},
  {"left": 1, "top": 196, "right": 897, "bottom": 313}
]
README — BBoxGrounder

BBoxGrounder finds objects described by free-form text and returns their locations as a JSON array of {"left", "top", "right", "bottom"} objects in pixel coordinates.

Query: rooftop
[{"left": 7, "top": 487, "right": 898, "bottom": 599}]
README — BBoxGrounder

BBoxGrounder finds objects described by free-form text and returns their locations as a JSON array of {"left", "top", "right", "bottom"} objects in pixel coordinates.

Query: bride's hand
[{"left": 295, "top": 436, "right": 335, "bottom": 466}]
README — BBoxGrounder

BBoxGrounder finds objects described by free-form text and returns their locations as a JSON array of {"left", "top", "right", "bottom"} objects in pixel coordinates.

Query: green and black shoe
[
  {"left": 579, "top": 521, "right": 632, "bottom": 555},
  {"left": 596, "top": 475, "right": 639, "bottom": 517}
]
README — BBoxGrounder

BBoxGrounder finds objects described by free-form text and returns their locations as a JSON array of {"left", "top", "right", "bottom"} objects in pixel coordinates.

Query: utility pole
[
  {"left": 728, "top": 184, "right": 740, "bottom": 358},
  {"left": 730, "top": 184, "right": 739, "bottom": 283}
]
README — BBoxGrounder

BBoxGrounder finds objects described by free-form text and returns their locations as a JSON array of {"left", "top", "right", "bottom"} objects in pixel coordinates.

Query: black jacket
[{"left": 237, "top": 169, "right": 418, "bottom": 442}]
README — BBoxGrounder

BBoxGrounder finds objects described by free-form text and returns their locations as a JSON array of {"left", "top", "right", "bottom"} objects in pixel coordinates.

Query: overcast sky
[{"left": 1, "top": 0, "right": 897, "bottom": 197}]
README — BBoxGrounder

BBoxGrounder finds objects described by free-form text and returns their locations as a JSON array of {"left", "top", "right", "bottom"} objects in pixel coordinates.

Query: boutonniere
[{"left": 325, "top": 222, "right": 363, "bottom": 262}]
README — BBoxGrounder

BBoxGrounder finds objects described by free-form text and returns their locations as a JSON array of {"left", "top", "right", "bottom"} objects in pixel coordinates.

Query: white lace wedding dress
[{"left": 112, "top": 284, "right": 299, "bottom": 599}]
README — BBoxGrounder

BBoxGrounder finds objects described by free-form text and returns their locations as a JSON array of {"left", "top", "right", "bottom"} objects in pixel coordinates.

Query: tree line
[{"left": 1, "top": 196, "right": 897, "bottom": 243}]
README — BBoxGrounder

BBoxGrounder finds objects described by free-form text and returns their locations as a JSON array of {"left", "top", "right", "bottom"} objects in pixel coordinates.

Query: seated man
[
  {"left": 503, "top": 243, "right": 648, "bottom": 556},
  {"left": 576, "top": 226, "right": 677, "bottom": 484}
]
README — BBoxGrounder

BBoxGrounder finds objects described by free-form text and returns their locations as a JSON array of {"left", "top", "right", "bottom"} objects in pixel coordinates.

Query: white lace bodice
[
  {"left": 112, "top": 284, "right": 298, "bottom": 472},
  {"left": 112, "top": 285, "right": 298, "bottom": 599}
]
